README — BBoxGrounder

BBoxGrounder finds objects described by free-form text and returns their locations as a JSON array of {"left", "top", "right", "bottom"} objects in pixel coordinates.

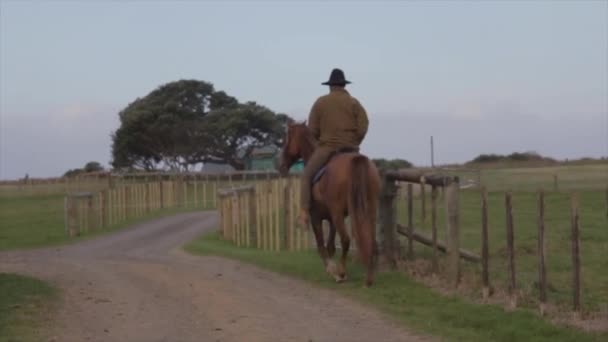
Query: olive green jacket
[{"left": 307, "top": 88, "right": 369, "bottom": 149}]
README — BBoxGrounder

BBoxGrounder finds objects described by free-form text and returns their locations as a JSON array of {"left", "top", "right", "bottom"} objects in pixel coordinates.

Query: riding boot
[{"left": 297, "top": 208, "right": 310, "bottom": 228}]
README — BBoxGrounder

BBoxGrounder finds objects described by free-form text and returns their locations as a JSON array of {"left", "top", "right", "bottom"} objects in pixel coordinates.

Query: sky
[{"left": 1, "top": 0, "right": 607, "bottom": 179}]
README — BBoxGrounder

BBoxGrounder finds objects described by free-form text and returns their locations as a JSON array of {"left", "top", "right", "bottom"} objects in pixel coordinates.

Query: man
[{"left": 298, "top": 68, "right": 369, "bottom": 227}]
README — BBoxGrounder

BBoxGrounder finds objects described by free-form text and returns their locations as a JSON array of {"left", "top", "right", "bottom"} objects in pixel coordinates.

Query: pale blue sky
[{"left": 1, "top": 0, "right": 607, "bottom": 179}]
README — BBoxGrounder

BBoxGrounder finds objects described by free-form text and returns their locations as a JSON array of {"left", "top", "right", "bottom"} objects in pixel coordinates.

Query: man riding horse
[
  {"left": 279, "top": 68, "right": 380, "bottom": 286},
  {"left": 298, "top": 68, "right": 370, "bottom": 227}
]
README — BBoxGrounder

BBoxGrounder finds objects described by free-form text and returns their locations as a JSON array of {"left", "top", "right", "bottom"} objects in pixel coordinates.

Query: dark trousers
[{"left": 300, "top": 147, "right": 334, "bottom": 211}]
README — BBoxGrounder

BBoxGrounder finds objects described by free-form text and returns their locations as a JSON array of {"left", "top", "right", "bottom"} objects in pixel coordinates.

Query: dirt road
[{"left": 1, "top": 212, "right": 427, "bottom": 342}]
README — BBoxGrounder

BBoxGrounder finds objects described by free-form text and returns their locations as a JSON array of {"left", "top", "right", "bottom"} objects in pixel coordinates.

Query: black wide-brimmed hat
[{"left": 322, "top": 68, "right": 351, "bottom": 86}]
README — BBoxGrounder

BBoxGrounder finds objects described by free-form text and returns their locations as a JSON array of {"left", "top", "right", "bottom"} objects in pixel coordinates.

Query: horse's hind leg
[
  {"left": 332, "top": 214, "right": 350, "bottom": 283},
  {"left": 362, "top": 221, "right": 378, "bottom": 287},
  {"left": 310, "top": 210, "right": 329, "bottom": 268},
  {"left": 326, "top": 220, "right": 337, "bottom": 258}
]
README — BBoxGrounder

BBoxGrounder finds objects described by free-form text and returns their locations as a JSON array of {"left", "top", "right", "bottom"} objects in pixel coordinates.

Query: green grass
[
  {"left": 0, "top": 273, "right": 57, "bottom": 342},
  {"left": 396, "top": 188, "right": 608, "bottom": 312},
  {"left": 0, "top": 193, "right": 209, "bottom": 251},
  {"left": 478, "top": 164, "right": 608, "bottom": 192},
  {"left": 185, "top": 232, "right": 607, "bottom": 342}
]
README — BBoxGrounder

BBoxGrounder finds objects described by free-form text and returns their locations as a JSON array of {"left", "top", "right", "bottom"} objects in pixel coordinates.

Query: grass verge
[
  {"left": 0, "top": 273, "right": 57, "bottom": 342},
  {"left": 185, "top": 232, "right": 607, "bottom": 342}
]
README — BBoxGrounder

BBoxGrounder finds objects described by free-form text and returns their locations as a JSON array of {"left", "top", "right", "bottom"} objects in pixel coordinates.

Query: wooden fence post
[
  {"left": 87, "top": 194, "right": 95, "bottom": 231},
  {"left": 481, "top": 186, "right": 490, "bottom": 299},
  {"left": 420, "top": 177, "right": 427, "bottom": 222},
  {"left": 100, "top": 190, "right": 107, "bottom": 229},
  {"left": 126, "top": 185, "right": 132, "bottom": 220},
  {"left": 249, "top": 189, "right": 257, "bottom": 247},
  {"left": 69, "top": 196, "right": 79, "bottom": 236},
  {"left": 407, "top": 183, "right": 414, "bottom": 260},
  {"left": 145, "top": 183, "right": 150, "bottom": 214},
  {"left": 194, "top": 175, "right": 198, "bottom": 208},
  {"left": 159, "top": 179, "right": 164, "bottom": 209},
  {"left": 256, "top": 183, "right": 262, "bottom": 249},
  {"left": 538, "top": 189, "right": 547, "bottom": 315},
  {"left": 571, "top": 193, "right": 581, "bottom": 319},
  {"left": 274, "top": 179, "right": 280, "bottom": 251},
  {"left": 505, "top": 191, "right": 517, "bottom": 309},
  {"left": 244, "top": 191, "right": 250, "bottom": 247},
  {"left": 431, "top": 185, "right": 439, "bottom": 273},
  {"left": 213, "top": 175, "right": 218, "bottom": 208},
  {"left": 284, "top": 179, "right": 291, "bottom": 250},
  {"left": 218, "top": 196, "right": 224, "bottom": 238},
  {"left": 262, "top": 180, "right": 268, "bottom": 249},
  {"left": 266, "top": 180, "right": 271, "bottom": 250},
  {"left": 234, "top": 193, "right": 240, "bottom": 246},
  {"left": 378, "top": 175, "right": 399, "bottom": 269},
  {"left": 108, "top": 189, "right": 114, "bottom": 226},
  {"left": 445, "top": 178, "right": 460, "bottom": 288}
]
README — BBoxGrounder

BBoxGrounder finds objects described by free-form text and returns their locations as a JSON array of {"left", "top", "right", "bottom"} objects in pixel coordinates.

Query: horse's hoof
[
  {"left": 325, "top": 261, "right": 337, "bottom": 276},
  {"left": 333, "top": 273, "right": 347, "bottom": 283}
]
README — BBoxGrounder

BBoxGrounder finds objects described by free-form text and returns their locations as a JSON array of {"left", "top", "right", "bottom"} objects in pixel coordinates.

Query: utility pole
[{"left": 430, "top": 136, "right": 435, "bottom": 168}]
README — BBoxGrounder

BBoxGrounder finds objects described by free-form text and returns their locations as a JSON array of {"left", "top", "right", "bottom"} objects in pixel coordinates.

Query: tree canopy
[
  {"left": 372, "top": 158, "right": 413, "bottom": 170},
  {"left": 64, "top": 161, "right": 105, "bottom": 178},
  {"left": 467, "top": 151, "right": 555, "bottom": 164},
  {"left": 111, "top": 80, "right": 291, "bottom": 171}
]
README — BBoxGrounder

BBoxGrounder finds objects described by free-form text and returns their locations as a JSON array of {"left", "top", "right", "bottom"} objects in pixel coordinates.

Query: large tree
[{"left": 111, "top": 80, "right": 290, "bottom": 171}]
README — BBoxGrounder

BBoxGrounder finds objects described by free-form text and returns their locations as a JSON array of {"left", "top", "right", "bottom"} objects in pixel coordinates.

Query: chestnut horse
[{"left": 278, "top": 122, "right": 382, "bottom": 286}]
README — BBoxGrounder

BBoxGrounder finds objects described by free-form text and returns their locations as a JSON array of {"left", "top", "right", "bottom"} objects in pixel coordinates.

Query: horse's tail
[{"left": 348, "top": 155, "right": 379, "bottom": 286}]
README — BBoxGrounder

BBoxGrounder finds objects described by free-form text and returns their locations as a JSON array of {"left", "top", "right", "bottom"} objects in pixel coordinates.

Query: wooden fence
[
  {"left": 217, "top": 177, "right": 312, "bottom": 251},
  {"left": 214, "top": 168, "right": 607, "bottom": 320},
  {"left": 59, "top": 168, "right": 606, "bottom": 319},
  {"left": 378, "top": 170, "right": 461, "bottom": 283},
  {"left": 389, "top": 172, "right": 606, "bottom": 318},
  {"left": 3, "top": 171, "right": 284, "bottom": 196},
  {"left": 64, "top": 178, "right": 221, "bottom": 236}
]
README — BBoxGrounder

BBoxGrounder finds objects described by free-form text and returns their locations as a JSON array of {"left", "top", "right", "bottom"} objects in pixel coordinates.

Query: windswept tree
[
  {"left": 111, "top": 79, "right": 290, "bottom": 171},
  {"left": 64, "top": 161, "right": 105, "bottom": 177},
  {"left": 372, "top": 158, "right": 413, "bottom": 170}
]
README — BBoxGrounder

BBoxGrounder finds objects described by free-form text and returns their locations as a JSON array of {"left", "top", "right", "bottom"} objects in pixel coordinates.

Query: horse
[{"left": 277, "top": 121, "right": 382, "bottom": 286}]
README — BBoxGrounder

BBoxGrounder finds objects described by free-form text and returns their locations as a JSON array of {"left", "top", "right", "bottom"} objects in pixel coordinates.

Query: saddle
[{"left": 312, "top": 147, "right": 359, "bottom": 184}]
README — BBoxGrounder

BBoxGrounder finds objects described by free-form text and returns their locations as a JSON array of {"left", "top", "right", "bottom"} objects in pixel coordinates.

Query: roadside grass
[
  {"left": 185, "top": 232, "right": 607, "bottom": 342},
  {"left": 0, "top": 273, "right": 57, "bottom": 342}
]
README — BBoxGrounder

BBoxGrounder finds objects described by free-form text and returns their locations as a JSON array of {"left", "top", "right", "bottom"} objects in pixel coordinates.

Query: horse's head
[{"left": 277, "top": 121, "right": 310, "bottom": 176}]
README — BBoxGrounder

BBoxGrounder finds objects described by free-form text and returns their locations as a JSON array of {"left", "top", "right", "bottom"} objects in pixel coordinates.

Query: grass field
[
  {"left": 0, "top": 273, "right": 57, "bottom": 342},
  {"left": 396, "top": 188, "right": 608, "bottom": 313},
  {"left": 0, "top": 180, "right": 228, "bottom": 251},
  {"left": 458, "top": 163, "right": 608, "bottom": 192},
  {"left": 0, "top": 192, "right": 210, "bottom": 251},
  {"left": 185, "top": 232, "right": 607, "bottom": 342},
  {"left": 1, "top": 164, "right": 605, "bottom": 339}
]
